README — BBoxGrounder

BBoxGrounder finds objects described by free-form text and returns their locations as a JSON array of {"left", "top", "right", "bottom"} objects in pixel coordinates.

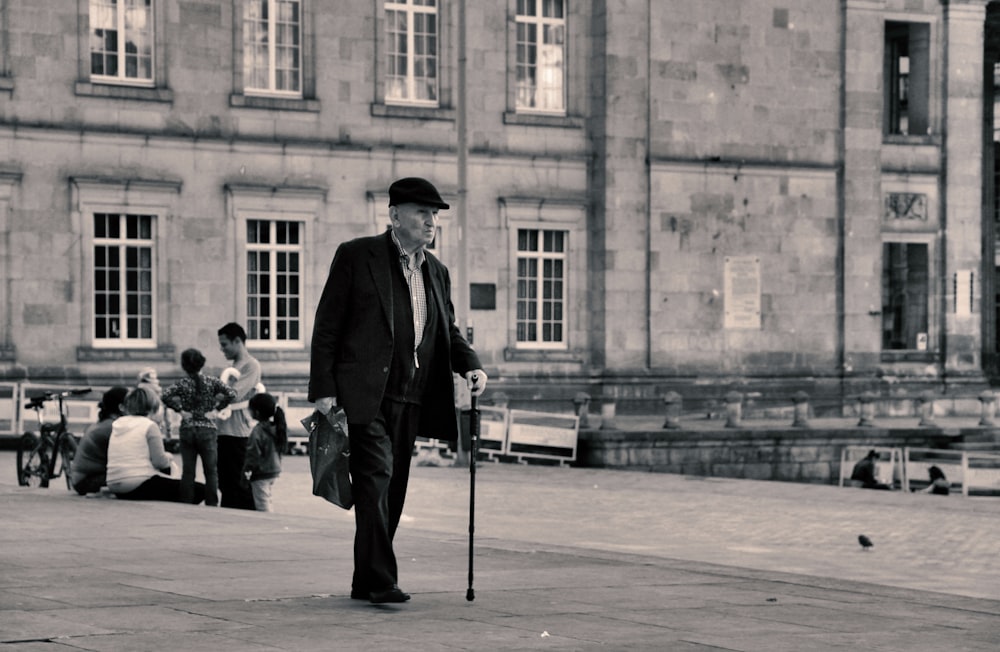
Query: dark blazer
[{"left": 309, "top": 231, "right": 481, "bottom": 441}]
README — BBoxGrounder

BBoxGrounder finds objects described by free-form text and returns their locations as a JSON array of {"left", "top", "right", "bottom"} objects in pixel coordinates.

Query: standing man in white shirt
[{"left": 216, "top": 322, "right": 262, "bottom": 510}]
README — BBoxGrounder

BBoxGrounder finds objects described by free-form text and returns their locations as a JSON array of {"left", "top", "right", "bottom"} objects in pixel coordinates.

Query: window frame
[
  {"left": 384, "top": 0, "right": 441, "bottom": 107},
  {"left": 241, "top": 0, "right": 303, "bottom": 97},
  {"left": 225, "top": 184, "right": 323, "bottom": 352},
  {"left": 87, "top": 0, "right": 156, "bottom": 88},
  {"left": 372, "top": 0, "right": 453, "bottom": 120},
  {"left": 0, "top": 0, "right": 13, "bottom": 94},
  {"left": 883, "top": 17, "right": 934, "bottom": 140},
  {"left": 881, "top": 239, "right": 931, "bottom": 352},
  {"left": 0, "top": 172, "right": 20, "bottom": 361},
  {"left": 92, "top": 212, "right": 158, "bottom": 346},
  {"left": 878, "top": 232, "right": 939, "bottom": 360},
  {"left": 244, "top": 215, "right": 305, "bottom": 346},
  {"left": 72, "top": 178, "right": 179, "bottom": 352},
  {"left": 514, "top": 227, "right": 568, "bottom": 349},
  {"left": 230, "top": 0, "right": 318, "bottom": 111},
  {"left": 512, "top": 0, "right": 567, "bottom": 115},
  {"left": 77, "top": 0, "right": 171, "bottom": 101},
  {"left": 501, "top": 197, "right": 587, "bottom": 358}
]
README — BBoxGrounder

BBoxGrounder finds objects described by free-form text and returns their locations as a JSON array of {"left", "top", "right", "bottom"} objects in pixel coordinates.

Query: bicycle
[{"left": 16, "top": 388, "right": 92, "bottom": 489}]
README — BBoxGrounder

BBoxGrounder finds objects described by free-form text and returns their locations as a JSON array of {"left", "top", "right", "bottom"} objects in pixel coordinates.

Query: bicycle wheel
[
  {"left": 59, "top": 435, "right": 79, "bottom": 491},
  {"left": 17, "top": 433, "right": 51, "bottom": 488}
]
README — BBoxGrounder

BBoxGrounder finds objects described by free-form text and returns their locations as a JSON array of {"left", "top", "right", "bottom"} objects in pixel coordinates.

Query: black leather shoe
[
  {"left": 369, "top": 585, "right": 411, "bottom": 604},
  {"left": 350, "top": 589, "right": 369, "bottom": 600}
]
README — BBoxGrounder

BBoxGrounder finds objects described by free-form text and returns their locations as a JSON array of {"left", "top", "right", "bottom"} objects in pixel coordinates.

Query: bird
[{"left": 858, "top": 535, "right": 874, "bottom": 550}]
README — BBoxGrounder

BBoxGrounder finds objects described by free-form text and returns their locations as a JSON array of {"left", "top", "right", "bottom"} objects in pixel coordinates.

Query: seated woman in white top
[{"left": 106, "top": 385, "right": 205, "bottom": 504}]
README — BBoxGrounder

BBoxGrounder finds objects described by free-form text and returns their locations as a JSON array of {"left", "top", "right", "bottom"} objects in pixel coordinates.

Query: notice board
[{"left": 724, "top": 256, "right": 761, "bottom": 329}]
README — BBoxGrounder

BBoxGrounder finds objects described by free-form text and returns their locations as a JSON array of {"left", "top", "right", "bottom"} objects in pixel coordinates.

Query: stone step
[{"left": 947, "top": 442, "right": 1000, "bottom": 453}]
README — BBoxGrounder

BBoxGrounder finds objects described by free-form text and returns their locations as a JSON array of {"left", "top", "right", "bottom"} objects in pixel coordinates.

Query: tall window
[
  {"left": 385, "top": 0, "right": 438, "bottom": 104},
  {"left": 89, "top": 0, "right": 153, "bottom": 85},
  {"left": 885, "top": 21, "right": 930, "bottom": 137},
  {"left": 93, "top": 213, "right": 155, "bottom": 344},
  {"left": 246, "top": 219, "right": 302, "bottom": 343},
  {"left": 515, "top": 0, "right": 566, "bottom": 113},
  {"left": 243, "top": 0, "right": 302, "bottom": 95},
  {"left": 516, "top": 229, "right": 566, "bottom": 347},
  {"left": 882, "top": 242, "right": 929, "bottom": 350}
]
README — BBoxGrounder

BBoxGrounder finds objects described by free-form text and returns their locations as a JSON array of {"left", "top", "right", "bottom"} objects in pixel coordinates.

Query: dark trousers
[
  {"left": 180, "top": 425, "right": 219, "bottom": 506},
  {"left": 116, "top": 475, "right": 205, "bottom": 504},
  {"left": 217, "top": 435, "right": 255, "bottom": 510},
  {"left": 349, "top": 399, "right": 420, "bottom": 594}
]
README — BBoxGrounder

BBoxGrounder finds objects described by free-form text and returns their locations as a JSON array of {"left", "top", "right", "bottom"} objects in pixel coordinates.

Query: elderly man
[{"left": 309, "top": 177, "right": 487, "bottom": 604}]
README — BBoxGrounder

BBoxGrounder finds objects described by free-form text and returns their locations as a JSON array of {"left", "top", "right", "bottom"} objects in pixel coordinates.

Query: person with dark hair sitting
[
  {"left": 850, "top": 449, "right": 892, "bottom": 490},
  {"left": 918, "top": 465, "right": 950, "bottom": 495},
  {"left": 69, "top": 386, "right": 130, "bottom": 495}
]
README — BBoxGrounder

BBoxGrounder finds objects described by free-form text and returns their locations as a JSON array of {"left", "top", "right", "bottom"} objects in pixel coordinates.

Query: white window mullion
[
  {"left": 267, "top": 221, "right": 278, "bottom": 342},
  {"left": 406, "top": 23, "right": 415, "bottom": 100},
  {"left": 267, "top": 12, "right": 277, "bottom": 91}
]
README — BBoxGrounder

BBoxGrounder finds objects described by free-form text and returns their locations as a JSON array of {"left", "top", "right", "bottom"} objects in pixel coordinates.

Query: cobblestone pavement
[
  {"left": 2, "top": 451, "right": 999, "bottom": 651},
  {"left": 4, "top": 450, "right": 999, "bottom": 600},
  {"left": 268, "top": 456, "right": 1000, "bottom": 601}
]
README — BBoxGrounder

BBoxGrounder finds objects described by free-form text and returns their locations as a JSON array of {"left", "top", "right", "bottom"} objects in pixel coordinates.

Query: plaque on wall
[
  {"left": 884, "top": 192, "right": 927, "bottom": 221},
  {"left": 724, "top": 256, "right": 761, "bottom": 329}
]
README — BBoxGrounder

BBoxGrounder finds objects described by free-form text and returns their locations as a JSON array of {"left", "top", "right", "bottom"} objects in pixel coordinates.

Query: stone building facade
[{"left": 0, "top": 0, "right": 998, "bottom": 414}]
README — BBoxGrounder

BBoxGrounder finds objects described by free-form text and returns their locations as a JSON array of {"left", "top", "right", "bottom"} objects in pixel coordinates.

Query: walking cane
[{"left": 466, "top": 374, "right": 480, "bottom": 602}]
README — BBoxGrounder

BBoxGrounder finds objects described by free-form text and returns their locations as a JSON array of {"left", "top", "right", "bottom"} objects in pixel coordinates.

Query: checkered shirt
[{"left": 391, "top": 231, "right": 428, "bottom": 367}]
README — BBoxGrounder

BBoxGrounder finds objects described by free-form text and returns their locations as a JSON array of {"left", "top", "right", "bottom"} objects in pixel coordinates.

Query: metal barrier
[
  {"left": 506, "top": 409, "right": 580, "bottom": 466},
  {"left": 421, "top": 406, "right": 580, "bottom": 466},
  {"left": 474, "top": 406, "right": 509, "bottom": 461},
  {"left": 276, "top": 392, "right": 314, "bottom": 455},
  {"left": 0, "top": 382, "right": 17, "bottom": 435},
  {"left": 903, "top": 447, "right": 1000, "bottom": 496},
  {"left": 18, "top": 384, "right": 102, "bottom": 436}
]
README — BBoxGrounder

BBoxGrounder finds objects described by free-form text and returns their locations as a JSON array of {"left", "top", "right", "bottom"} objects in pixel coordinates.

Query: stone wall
[{"left": 576, "top": 426, "right": 981, "bottom": 483}]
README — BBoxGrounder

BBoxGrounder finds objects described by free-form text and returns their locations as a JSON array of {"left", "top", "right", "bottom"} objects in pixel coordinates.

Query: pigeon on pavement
[{"left": 858, "top": 535, "right": 874, "bottom": 550}]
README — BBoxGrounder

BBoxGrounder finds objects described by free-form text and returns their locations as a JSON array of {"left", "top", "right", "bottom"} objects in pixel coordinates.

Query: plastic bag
[{"left": 301, "top": 408, "right": 353, "bottom": 510}]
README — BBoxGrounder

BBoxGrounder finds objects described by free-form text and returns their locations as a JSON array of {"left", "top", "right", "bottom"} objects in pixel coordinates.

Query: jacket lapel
[
  {"left": 424, "top": 256, "right": 448, "bottom": 333},
  {"left": 368, "top": 233, "right": 394, "bottom": 334}
]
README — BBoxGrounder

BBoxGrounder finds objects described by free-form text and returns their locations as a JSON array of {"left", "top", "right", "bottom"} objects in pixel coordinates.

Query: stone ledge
[
  {"left": 370, "top": 103, "right": 455, "bottom": 121},
  {"left": 247, "top": 349, "right": 310, "bottom": 363},
  {"left": 76, "top": 345, "right": 176, "bottom": 362},
  {"left": 503, "top": 111, "right": 584, "bottom": 129},
  {"left": 230, "top": 94, "right": 320, "bottom": 112},
  {"left": 75, "top": 82, "right": 173, "bottom": 103},
  {"left": 576, "top": 424, "right": 988, "bottom": 484}
]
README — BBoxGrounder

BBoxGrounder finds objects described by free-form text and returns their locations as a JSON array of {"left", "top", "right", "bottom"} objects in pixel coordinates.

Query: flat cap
[{"left": 388, "top": 177, "right": 449, "bottom": 209}]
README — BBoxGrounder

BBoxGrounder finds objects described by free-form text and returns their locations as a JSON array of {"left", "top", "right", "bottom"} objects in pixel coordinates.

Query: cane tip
[{"left": 466, "top": 588, "right": 475, "bottom": 601}]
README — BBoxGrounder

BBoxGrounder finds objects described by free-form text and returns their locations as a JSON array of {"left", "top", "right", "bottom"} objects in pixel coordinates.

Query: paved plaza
[{"left": 1, "top": 451, "right": 999, "bottom": 651}]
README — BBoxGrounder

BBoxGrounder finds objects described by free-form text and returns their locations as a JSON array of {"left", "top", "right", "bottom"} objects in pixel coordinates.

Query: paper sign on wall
[
  {"left": 955, "top": 269, "right": 972, "bottom": 317},
  {"left": 724, "top": 256, "right": 761, "bottom": 329}
]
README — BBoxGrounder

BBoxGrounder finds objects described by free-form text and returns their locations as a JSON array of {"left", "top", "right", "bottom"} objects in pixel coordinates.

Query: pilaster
[
  {"left": 842, "top": 0, "right": 887, "bottom": 373},
  {"left": 943, "top": 0, "right": 987, "bottom": 375}
]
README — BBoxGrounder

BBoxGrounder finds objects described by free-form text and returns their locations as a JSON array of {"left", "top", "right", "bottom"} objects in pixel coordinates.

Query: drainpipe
[
  {"left": 836, "top": 0, "right": 847, "bottom": 403},
  {"left": 645, "top": 0, "right": 653, "bottom": 370}
]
